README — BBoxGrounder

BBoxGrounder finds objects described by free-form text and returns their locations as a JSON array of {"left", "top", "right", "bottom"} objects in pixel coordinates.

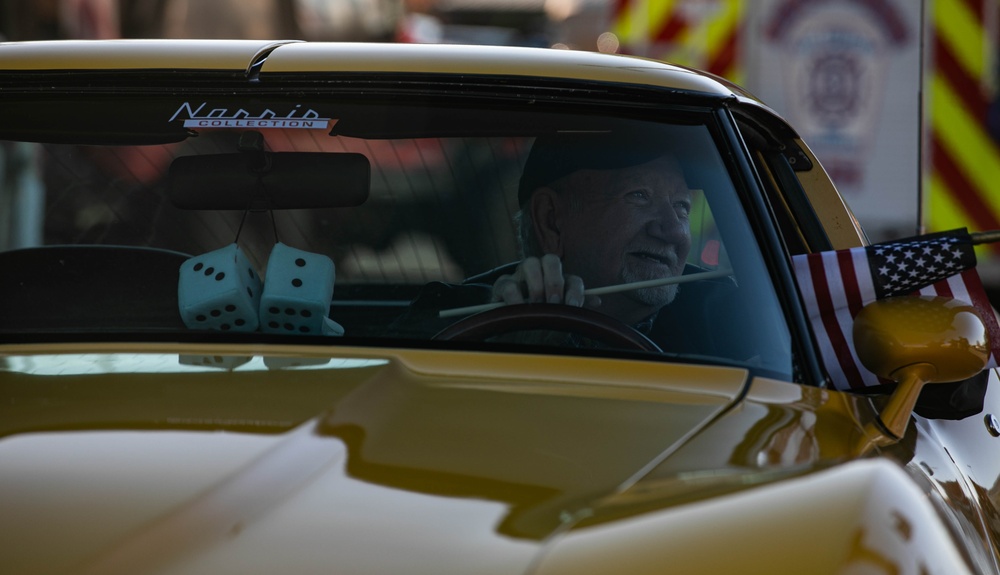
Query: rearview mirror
[
  {"left": 852, "top": 295, "right": 990, "bottom": 449},
  {"left": 168, "top": 152, "right": 370, "bottom": 210}
]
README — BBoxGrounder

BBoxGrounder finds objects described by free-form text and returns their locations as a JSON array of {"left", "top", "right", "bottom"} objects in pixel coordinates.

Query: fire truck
[{"left": 590, "top": 0, "right": 1000, "bottom": 291}]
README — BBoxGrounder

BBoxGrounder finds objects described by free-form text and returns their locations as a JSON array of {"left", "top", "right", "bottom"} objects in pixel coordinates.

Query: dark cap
[{"left": 517, "top": 127, "right": 673, "bottom": 206}]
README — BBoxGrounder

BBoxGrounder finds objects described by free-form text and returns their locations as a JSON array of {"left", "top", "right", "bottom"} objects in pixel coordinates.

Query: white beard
[{"left": 620, "top": 265, "right": 680, "bottom": 308}]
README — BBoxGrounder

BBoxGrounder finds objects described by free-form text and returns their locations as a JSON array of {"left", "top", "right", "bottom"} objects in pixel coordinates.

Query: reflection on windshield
[{"left": 1, "top": 353, "right": 388, "bottom": 376}]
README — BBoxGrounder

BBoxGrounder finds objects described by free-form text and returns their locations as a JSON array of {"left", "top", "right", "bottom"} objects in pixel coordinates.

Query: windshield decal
[{"left": 169, "top": 101, "right": 335, "bottom": 130}]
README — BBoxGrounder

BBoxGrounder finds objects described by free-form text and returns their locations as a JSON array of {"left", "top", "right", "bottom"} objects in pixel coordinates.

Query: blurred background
[{"left": 3, "top": 0, "right": 1000, "bottom": 294}]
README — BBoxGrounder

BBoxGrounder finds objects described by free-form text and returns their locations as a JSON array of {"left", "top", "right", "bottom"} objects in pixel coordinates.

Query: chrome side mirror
[{"left": 852, "top": 296, "right": 990, "bottom": 448}]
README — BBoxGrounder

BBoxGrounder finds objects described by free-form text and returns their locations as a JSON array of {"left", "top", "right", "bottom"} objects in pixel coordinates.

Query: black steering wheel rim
[{"left": 433, "top": 303, "right": 663, "bottom": 353}]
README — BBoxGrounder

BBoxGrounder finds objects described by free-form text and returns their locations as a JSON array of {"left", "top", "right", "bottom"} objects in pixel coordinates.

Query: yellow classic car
[{"left": 1, "top": 40, "right": 999, "bottom": 575}]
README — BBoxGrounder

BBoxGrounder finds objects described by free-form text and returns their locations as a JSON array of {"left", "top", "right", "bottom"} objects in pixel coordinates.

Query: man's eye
[
  {"left": 675, "top": 201, "right": 692, "bottom": 217},
  {"left": 626, "top": 190, "right": 650, "bottom": 201}
]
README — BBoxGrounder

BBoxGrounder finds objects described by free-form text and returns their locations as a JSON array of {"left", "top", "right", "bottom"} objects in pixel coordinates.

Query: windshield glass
[{"left": 0, "top": 96, "right": 793, "bottom": 379}]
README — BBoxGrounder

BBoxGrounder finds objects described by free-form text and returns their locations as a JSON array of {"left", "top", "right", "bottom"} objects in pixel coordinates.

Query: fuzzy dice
[
  {"left": 259, "top": 242, "right": 343, "bottom": 336},
  {"left": 177, "top": 244, "right": 262, "bottom": 332}
]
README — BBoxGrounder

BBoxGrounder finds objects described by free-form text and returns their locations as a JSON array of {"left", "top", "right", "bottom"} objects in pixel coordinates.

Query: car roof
[
  {"left": 0, "top": 39, "right": 797, "bottom": 149},
  {"left": 0, "top": 39, "right": 285, "bottom": 72},
  {"left": 0, "top": 39, "right": 745, "bottom": 98}
]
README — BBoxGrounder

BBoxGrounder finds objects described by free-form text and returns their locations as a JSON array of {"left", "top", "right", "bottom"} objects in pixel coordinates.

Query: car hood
[{"left": 0, "top": 344, "right": 749, "bottom": 575}]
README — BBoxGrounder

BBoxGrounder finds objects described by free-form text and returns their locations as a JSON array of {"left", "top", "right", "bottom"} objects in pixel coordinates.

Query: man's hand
[{"left": 491, "top": 254, "right": 597, "bottom": 307}]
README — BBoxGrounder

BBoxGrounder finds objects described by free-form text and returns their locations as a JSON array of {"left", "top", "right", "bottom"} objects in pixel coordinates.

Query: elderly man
[
  {"left": 389, "top": 126, "right": 740, "bottom": 355},
  {"left": 492, "top": 131, "right": 694, "bottom": 328}
]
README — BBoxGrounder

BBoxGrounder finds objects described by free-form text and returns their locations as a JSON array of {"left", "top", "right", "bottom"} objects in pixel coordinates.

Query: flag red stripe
[
  {"left": 930, "top": 279, "right": 954, "bottom": 298},
  {"left": 838, "top": 249, "right": 865, "bottom": 315},
  {"left": 808, "top": 254, "right": 866, "bottom": 389}
]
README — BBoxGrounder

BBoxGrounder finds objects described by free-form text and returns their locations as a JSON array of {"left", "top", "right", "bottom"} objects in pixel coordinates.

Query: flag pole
[
  {"left": 438, "top": 267, "right": 733, "bottom": 318},
  {"left": 971, "top": 230, "right": 1000, "bottom": 245}
]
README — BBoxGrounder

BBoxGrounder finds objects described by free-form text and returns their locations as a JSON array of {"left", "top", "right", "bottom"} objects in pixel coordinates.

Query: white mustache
[{"left": 627, "top": 247, "right": 679, "bottom": 268}]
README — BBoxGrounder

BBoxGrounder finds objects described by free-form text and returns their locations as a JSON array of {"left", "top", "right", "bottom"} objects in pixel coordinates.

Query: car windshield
[{"left": 0, "top": 94, "right": 793, "bottom": 379}]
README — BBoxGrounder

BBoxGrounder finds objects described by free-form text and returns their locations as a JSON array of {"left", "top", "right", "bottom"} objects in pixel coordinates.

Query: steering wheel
[{"left": 433, "top": 303, "right": 663, "bottom": 353}]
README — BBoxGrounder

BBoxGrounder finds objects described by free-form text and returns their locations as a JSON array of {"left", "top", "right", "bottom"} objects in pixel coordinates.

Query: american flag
[{"left": 791, "top": 229, "right": 1000, "bottom": 391}]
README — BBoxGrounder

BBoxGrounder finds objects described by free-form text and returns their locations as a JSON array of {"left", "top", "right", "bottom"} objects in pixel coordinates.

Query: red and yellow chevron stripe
[
  {"left": 928, "top": 0, "right": 1000, "bottom": 255},
  {"left": 610, "top": 0, "right": 743, "bottom": 82}
]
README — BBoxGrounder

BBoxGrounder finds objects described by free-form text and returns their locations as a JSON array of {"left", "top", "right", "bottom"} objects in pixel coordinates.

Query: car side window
[{"left": 735, "top": 116, "right": 832, "bottom": 256}]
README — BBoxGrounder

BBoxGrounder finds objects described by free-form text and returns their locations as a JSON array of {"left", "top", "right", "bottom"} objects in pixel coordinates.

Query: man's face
[{"left": 551, "top": 155, "right": 692, "bottom": 323}]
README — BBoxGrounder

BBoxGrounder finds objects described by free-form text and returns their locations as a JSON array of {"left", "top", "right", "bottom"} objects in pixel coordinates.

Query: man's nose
[{"left": 647, "top": 201, "right": 689, "bottom": 242}]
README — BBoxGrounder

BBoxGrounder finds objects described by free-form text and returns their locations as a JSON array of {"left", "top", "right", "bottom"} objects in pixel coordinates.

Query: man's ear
[{"left": 531, "top": 187, "right": 564, "bottom": 256}]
